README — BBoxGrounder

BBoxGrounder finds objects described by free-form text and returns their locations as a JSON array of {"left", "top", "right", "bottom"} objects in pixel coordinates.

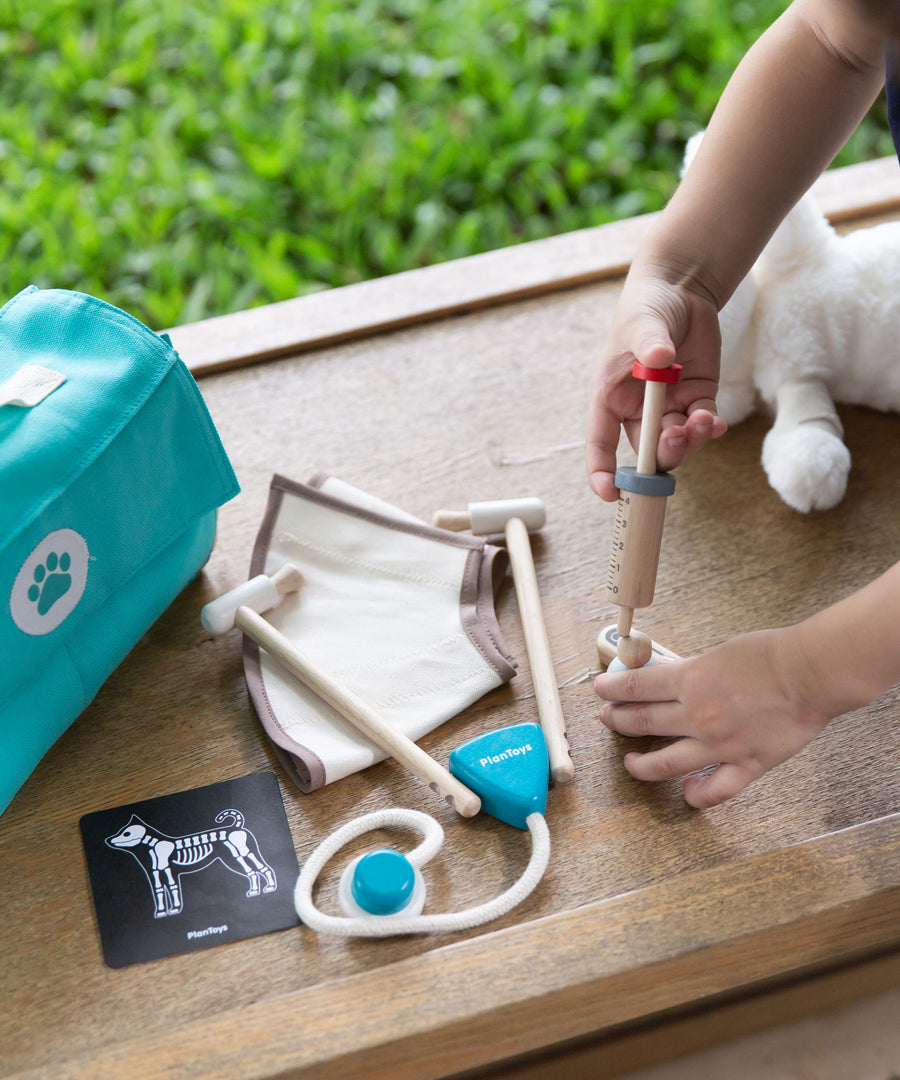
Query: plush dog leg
[
  {"left": 761, "top": 378, "right": 850, "bottom": 512},
  {"left": 717, "top": 275, "right": 759, "bottom": 426}
]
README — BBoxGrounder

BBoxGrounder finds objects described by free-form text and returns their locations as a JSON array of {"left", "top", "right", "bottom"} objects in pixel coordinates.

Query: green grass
[{"left": 0, "top": 0, "right": 893, "bottom": 328}]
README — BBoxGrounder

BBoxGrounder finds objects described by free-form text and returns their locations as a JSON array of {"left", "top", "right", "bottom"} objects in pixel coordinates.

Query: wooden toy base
[{"left": 596, "top": 623, "right": 681, "bottom": 669}]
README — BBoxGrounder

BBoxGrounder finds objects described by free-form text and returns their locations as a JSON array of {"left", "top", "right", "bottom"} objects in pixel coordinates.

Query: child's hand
[
  {"left": 593, "top": 628, "right": 833, "bottom": 807},
  {"left": 586, "top": 263, "right": 727, "bottom": 501}
]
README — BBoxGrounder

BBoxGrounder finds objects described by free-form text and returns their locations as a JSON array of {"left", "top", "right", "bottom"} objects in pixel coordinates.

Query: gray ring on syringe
[{"left": 614, "top": 466, "right": 676, "bottom": 497}]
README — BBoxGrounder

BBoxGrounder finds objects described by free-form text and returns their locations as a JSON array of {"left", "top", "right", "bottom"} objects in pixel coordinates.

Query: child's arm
[
  {"left": 586, "top": 0, "right": 888, "bottom": 501},
  {"left": 594, "top": 560, "right": 900, "bottom": 807}
]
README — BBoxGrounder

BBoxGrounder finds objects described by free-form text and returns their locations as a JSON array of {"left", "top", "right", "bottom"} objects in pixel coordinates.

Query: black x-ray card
[{"left": 80, "top": 771, "right": 300, "bottom": 968}]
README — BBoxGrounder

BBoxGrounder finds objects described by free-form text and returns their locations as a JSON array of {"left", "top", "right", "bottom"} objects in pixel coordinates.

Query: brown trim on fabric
[
  {"left": 460, "top": 547, "right": 517, "bottom": 681},
  {"left": 268, "top": 729, "right": 315, "bottom": 790},
  {"left": 242, "top": 480, "right": 327, "bottom": 793}
]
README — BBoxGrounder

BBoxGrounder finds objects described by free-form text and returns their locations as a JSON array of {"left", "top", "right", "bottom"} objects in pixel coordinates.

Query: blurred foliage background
[{"left": 0, "top": 0, "right": 893, "bottom": 328}]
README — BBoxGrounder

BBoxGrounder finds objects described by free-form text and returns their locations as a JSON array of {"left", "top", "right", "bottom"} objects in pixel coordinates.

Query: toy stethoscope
[
  {"left": 293, "top": 722, "right": 553, "bottom": 937},
  {"left": 200, "top": 565, "right": 556, "bottom": 939}
]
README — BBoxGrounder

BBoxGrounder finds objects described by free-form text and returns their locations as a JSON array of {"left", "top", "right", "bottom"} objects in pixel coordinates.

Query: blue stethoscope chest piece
[
  {"left": 338, "top": 847, "right": 426, "bottom": 919},
  {"left": 448, "top": 722, "right": 549, "bottom": 829}
]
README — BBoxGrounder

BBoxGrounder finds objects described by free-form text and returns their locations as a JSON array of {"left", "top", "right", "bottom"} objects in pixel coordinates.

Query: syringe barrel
[{"left": 606, "top": 467, "right": 675, "bottom": 610}]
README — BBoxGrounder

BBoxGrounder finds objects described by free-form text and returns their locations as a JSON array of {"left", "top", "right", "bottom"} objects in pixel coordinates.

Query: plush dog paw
[{"left": 761, "top": 424, "right": 851, "bottom": 512}]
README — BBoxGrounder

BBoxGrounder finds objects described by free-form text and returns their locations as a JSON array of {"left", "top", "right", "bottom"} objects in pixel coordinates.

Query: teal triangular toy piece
[{"left": 449, "top": 723, "right": 549, "bottom": 829}]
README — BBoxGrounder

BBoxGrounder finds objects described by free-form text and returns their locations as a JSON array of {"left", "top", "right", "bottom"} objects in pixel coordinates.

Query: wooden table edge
[
  {"left": 13, "top": 810, "right": 900, "bottom": 1080},
  {"left": 167, "top": 155, "right": 900, "bottom": 379}
]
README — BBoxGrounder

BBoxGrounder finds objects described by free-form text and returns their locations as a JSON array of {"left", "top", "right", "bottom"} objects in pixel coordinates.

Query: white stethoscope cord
[{"left": 294, "top": 807, "right": 550, "bottom": 937}]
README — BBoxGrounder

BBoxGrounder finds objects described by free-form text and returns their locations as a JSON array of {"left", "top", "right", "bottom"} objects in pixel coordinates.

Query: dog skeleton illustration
[{"left": 106, "top": 809, "right": 277, "bottom": 918}]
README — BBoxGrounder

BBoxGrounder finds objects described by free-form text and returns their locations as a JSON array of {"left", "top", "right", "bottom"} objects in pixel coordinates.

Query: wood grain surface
[{"left": 2, "top": 162, "right": 899, "bottom": 1080}]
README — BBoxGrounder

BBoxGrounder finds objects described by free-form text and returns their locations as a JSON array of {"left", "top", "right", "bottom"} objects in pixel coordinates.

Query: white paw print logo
[{"left": 10, "top": 529, "right": 90, "bottom": 635}]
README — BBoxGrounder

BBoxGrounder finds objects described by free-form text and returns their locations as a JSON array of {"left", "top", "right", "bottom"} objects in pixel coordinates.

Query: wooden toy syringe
[{"left": 606, "top": 360, "right": 681, "bottom": 668}]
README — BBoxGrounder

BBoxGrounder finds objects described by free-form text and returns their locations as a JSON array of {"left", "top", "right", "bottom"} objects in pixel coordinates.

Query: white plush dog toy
[{"left": 684, "top": 132, "right": 900, "bottom": 512}]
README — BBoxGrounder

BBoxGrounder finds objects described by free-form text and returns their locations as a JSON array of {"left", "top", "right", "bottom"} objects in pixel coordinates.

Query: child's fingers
[
  {"left": 684, "top": 407, "right": 727, "bottom": 445},
  {"left": 587, "top": 320, "right": 676, "bottom": 499},
  {"left": 594, "top": 660, "right": 685, "bottom": 704},
  {"left": 656, "top": 409, "right": 726, "bottom": 469},
  {"left": 599, "top": 700, "right": 683, "bottom": 739},
  {"left": 685, "top": 401, "right": 721, "bottom": 420},
  {"left": 681, "top": 762, "right": 759, "bottom": 809},
  {"left": 586, "top": 403, "right": 627, "bottom": 502},
  {"left": 655, "top": 426, "right": 689, "bottom": 471},
  {"left": 623, "top": 739, "right": 720, "bottom": 783}
]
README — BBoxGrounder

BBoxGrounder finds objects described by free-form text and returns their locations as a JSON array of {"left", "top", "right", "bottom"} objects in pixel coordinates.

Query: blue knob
[{"left": 351, "top": 849, "right": 416, "bottom": 915}]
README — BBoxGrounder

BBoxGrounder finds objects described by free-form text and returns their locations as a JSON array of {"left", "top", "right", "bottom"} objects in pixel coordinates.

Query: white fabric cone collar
[{"left": 244, "top": 474, "right": 516, "bottom": 792}]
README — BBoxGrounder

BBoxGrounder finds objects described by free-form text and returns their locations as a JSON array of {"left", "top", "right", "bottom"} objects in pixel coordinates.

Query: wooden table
[{"left": 4, "top": 158, "right": 900, "bottom": 1080}]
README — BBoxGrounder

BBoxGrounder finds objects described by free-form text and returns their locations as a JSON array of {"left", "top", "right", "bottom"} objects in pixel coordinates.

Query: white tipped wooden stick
[
  {"left": 503, "top": 517, "right": 575, "bottom": 783},
  {"left": 235, "top": 605, "right": 482, "bottom": 818}
]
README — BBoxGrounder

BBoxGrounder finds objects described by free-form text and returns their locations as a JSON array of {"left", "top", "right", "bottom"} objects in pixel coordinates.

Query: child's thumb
[{"left": 632, "top": 317, "right": 677, "bottom": 371}]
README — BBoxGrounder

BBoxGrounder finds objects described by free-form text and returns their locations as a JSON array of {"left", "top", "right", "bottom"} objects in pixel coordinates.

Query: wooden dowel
[
  {"left": 234, "top": 605, "right": 482, "bottom": 818},
  {"left": 271, "top": 563, "right": 304, "bottom": 595},
  {"left": 504, "top": 517, "right": 575, "bottom": 783},
  {"left": 431, "top": 510, "right": 471, "bottom": 531},
  {"left": 636, "top": 379, "right": 666, "bottom": 476}
]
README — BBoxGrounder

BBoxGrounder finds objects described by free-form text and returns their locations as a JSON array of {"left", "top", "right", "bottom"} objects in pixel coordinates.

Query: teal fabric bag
[{"left": 0, "top": 287, "right": 239, "bottom": 815}]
